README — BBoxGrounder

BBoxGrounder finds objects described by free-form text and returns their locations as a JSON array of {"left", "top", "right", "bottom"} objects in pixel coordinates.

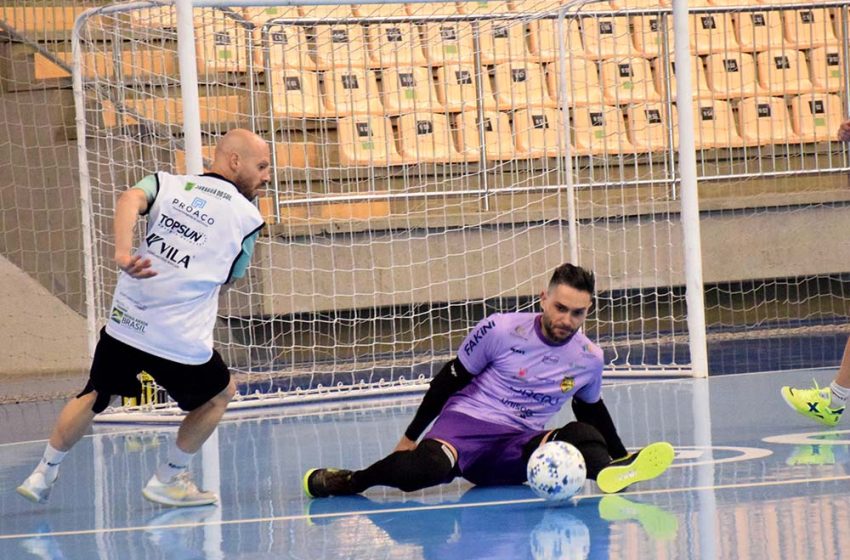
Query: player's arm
[
  {"left": 223, "top": 225, "right": 263, "bottom": 292},
  {"left": 571, "top": 397, "right": 628, "bottom": 460},
  {"left": 395, "top": 358, "right": 474, "bottom": 451},
  {"left": 114, "top": 184, "right": 156, "bottom": 279}
]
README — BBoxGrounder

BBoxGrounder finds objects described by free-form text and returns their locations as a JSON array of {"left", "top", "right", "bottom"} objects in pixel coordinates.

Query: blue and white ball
[{"left": 527, "top": 441, "right": 587, "bottom": 501}]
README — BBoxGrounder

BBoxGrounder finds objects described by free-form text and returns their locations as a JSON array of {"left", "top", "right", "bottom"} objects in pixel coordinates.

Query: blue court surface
[{"left": 2, "top": 368, "right": 850, "bottom": 559}]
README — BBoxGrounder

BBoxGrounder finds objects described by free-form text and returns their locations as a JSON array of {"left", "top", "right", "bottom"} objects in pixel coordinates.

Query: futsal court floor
[{"left": 2, "top": 367, "right": 850, "bottom": 559}]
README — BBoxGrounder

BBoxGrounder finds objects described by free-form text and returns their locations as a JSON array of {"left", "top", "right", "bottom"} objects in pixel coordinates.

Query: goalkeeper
[
  {"left": 17, "top": 129, "right": 269, "bottom": 508},
  {"left": 304, "top": 263, "right": 674, "bottom": 498}
]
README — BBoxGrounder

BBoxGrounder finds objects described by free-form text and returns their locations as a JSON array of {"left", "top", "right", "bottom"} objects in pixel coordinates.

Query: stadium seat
[
  {"left": 174, "top": 145, "right": 216, "bottom": 175},
  {"left": 270, "top": 70, "right": 323, "bottom": 118},
  {"left": 733, "top": 10, "right": 784, "bottom": 52},
  {"left": 737, "top": 96, "right": 798, "bottom": 145},
  {"left": 407, "top": 2, "right": 460, "bottom": 17},
  {"left": 355, "top": 4, "right": 409, "bottom": 18},
  {"left": 397, "top": 112, "right": 461, "bottom": 162},
  {"left": 336, "top": 115, "right": 404, "bottom": 165},
  {"left": 546, "top": 59, "right": 604, "bottom": 106},
  {"left": 0, "top": 6, "right": 88, "bottom": 34},
  {"left": 435, "top": 64, "right": 498, "bottom": 111},
  {"left": 571, "top": 105, "right": 635, "bottom": 155},
  {"left": 479, "top": 20, "right": 530, "bottom": 65},
  {"left": 582, "top": 16, "right": 635, "bottom": 59},
  {"left": 631, "top": 14, "right": 672, "bottom": 58},
  {"left": 756, "top": 48, "right": 813, "bottom": 95},
  {"left": 195, "top": 12, "right": 252, "bottom": 74},
  {"left": 422, "top": 22, "right": 476, "bottom": 66},
  {"left": 691, "top": 99, "right": 745, "bottom": 149},
  {"left": 263, "top": 25, "right": 315, "bottom": 71},
  {"left": 458, "top": 1, "right": 514, "bottom": 14},
  {"left": 600, "top": 57, "right": 661, "bottom": 104},
  {"left": 381, "top": 66, "right": 443, "bottom": 114},
  {"left": 367, "top": 23, "right": 428, "bottom": 67},
  {"left": 783, "top": 8, "right": 838, "bottom": 49},
  {"left": 626, "top": 103, "right": 678, "bottom": 152},
  {"left": 453, "top": 111, "right": 516, "bottom": 161},
  {"left": 313, "top": 24, "right": 370, "bottom": 69},
  {"left": 790, "top": 93, "right": 844, "bottom": 143},
  {"left": 528, "top": 18, "right": 585, "bottom": 62},
  {"left": 511, "top": 0, "right": 565, "bottom": 13},
  {"left": 513, "top": 108, "right": 568, "bottom": 158},
  {"left": 34, "top": 50, "right": 178, "bottom": 81},
  {"left": 810, "top": 46, "right": 843, "bottom": 93},
  {"left": 689, "top": 12, "right": 739, "bottom": 55},
  {"left": 608, "top": 0, "right": 666, "bottom": 9},
  {"left": 492, "top": 63, "right": 556, "bottom": 110},
  {"left": 323, "top": 68, "right": 383, "bottom": 115},
  {"left": 653, "top": 56, "right": 713, "bottom": 100},
  {"left": 298, "top": 5, "right": 355, "bottom": 19},
  {"left": 706, "top": 52, "right": 764, "bottom": 98}
]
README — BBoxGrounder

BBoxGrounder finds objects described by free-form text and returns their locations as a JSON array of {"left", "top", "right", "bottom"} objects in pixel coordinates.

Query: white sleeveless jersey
[{"left": 106, "top": 172, "right": 264, "bottom": 364}]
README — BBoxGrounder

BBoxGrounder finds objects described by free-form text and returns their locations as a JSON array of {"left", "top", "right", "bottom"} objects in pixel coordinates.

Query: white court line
[{"left": 3, "top": 472, "right": 850, "bottom": 542}]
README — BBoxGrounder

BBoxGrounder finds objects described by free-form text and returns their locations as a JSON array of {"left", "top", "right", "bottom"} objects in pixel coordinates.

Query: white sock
[
  {"left": 830, "top": 382, "right": 850, "bottom": 409},
  {"left": 155, "top": 441, "right": 194, "bottom": 483},
  {"left": 34, "top": 443, "right": 67, "bottom": 483}
]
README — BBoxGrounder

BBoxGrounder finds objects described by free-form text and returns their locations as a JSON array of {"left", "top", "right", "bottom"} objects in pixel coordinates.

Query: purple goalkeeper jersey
[{"left": 445, "top": 312, "right": 604, "bottom": 431}]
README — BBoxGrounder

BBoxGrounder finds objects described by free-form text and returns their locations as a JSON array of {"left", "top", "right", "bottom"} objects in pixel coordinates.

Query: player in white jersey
[
  {"left": 17, "top": 129, "right": 270, "bottom": 507},
  {"left": 304, "top": 263, "right": 675, "bottom": 498}
]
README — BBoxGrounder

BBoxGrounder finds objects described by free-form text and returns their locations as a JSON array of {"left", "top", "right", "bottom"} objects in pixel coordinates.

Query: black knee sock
[{"left": 351, "top": 439, "right": 456, "bottom": 493}]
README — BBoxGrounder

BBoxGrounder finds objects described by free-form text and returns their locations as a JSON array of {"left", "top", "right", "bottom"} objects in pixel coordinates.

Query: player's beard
[{"left": 542, "top": 316, "right": 573, "bottom": 342}]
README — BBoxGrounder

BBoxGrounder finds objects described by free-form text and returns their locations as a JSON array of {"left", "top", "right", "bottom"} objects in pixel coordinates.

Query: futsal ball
[{"left": 527, "top": 441, "right": 586, "bottom": 501}]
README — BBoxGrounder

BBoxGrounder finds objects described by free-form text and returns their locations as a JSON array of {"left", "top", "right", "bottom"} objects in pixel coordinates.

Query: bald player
[{"left": 17, "top": 129, "right": 270, "bottom": 507}]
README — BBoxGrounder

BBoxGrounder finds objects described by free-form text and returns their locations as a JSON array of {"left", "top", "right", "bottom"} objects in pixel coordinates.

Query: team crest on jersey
[{"left": 560, "top": 377, "right": 575, "bottom": 393}]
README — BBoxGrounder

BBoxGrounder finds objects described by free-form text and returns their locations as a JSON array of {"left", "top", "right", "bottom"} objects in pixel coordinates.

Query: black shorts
[{"left": 78, "top": 328, "right": 231, "bottom": 413}]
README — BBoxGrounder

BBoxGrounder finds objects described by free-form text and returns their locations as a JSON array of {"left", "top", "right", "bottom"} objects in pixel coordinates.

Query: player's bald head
[{"left": 210, "top": 129, "right": 271, "bottom": 200}]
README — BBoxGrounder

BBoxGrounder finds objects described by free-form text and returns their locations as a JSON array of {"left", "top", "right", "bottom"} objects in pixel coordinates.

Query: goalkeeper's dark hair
[{"left": 548, "top": 263, "right": 595, "bottom": 296}]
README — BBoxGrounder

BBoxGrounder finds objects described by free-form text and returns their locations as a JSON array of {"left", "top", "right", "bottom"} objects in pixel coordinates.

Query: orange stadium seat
[
  {"left": 737, "top": 96, "right": 798, "bottom": 145},
  {"left": 733, "top": 10, "right": 784, "bottom": 52},
  {"left": 756, "top": 48, "right": 813, "bottom": 95},
  {"left": 336, "top": 115, "right": 404, "bottom": 165},
  {"left": 572, "top": 105, "right": 635, "bottom": 155},
  {"left": 263, "top": 25, "right": 315, "bottom": 71},
  {"left": 631, "top": 14, "right": 672, "bottom": 58},
  {"left": 453, "top": 111, "right": 517, "bottom": 161},
  {"left": 458, "top": 1, "right": 515, "bottom": 14},
  {"left": 407, "top": 2, "right": 460, "bottom": 17},
  {"left": 790, "top": 93, "right": 844, "bottom": 143},
  {"left": 299, "top": 5, "right": 355, "bottom": 19},
  {"left": 691, "top": 99, "right": 745, "bottom": 149},
  {"left": 422, "top": 21, "right": 476, "bottom": 66},
  {"left": 367, "top": 23, "right": 428, "bottom": 67},
  {"left": 312, "top": 24, "right": 370, "bottom": 69},
  {"left": 706, "top": 52, "right": 764, "bottom": 99},
  {"left": 600, "top": 57, "right": 660, "bottom": 104},
  {"left": 783, "top": 7, "right": 838, "bottom": 49},
  {"left": 397, "top": 112, "right": 462, "bottom": 162},
  {"left": 435, "top": 64, "right": 498, "bottom": 112},
  {"left": 654, "top": 56, "right": 713, "bottom": 100},
  {"left": 689, "top": 12, "right": 739, "bottom": 55},
  {"left": 479, "top": 20, "right": 530, "bottom": 65},
  {"left": 381, "top": 66, "right": 444, "bottom": 114},
  {"left": 513, "top": 107, "right": 568, "bottom": 158},
  {"left": 269, "top": 70, "right": 323, "bottom": 118},
  {"left": 528, "top": 18, "right": 585, "bottom": 62},
  {"left": 101, "top": 96, "right": 243, "bottom": 128},
  {"left": 355, "top": 4, "right": 409, "bottom": 18},
  {"left": 810, "top": 46, "right": 844, "bottom": 93},
  {"left": 194, "top": 12, "right": 252, "bottom": 74},
  {"left": 608, "top": 0, "right": 666, "bottom": 9},
  {"left": 493, "top": 63, "right": 556, "bottom": 110},
  {"left": 323, "top": 68, "right": 383, "bottom": 115},
  {"left": 626, "top": 103, "right": 678, "bottom": 152},
  {"left": 582, "top": 16, "right": 635, "bottom": 59},
  {"left": 546, "top": 59, "right": 604, "bottom": 106}
]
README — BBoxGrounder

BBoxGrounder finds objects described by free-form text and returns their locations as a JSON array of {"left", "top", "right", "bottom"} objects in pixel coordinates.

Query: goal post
[{"left": 68, "top": 0, "right": 850, "bottom": 421}]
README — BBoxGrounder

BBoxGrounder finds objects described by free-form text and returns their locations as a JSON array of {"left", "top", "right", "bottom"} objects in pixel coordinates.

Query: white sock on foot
[
  {"left": 830, "top": 382, "right": 850, "bottom": 409},
  {"left": 34, "top": 443, "right": 67, "bottom": 483},
  {"left": 155, "top": 441, "right": 194, "bottom": 483}
]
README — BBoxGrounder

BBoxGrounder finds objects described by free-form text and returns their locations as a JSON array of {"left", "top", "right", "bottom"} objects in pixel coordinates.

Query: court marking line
[{"left": 3, "top": 472, "right": 850, "bottom": 541}]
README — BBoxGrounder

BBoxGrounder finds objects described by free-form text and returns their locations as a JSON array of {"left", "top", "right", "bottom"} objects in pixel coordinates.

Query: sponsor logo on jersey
[
  {"left": 110, "top": 305, "right": 148, "bottom": 333},
  {"left": 509, "top": 325, "right": 528, "bottom": 340},
  {"left": 145, "top": 232, "right": 192, "bottom": 269},
  {"left": 171, "top": 197, "right": 215, "bottom": 225},
  {"left": 157, "top": 213, "right": 206, "bottom": 245},
  {"left": 560, "top": 377, "right": 575, "bottom": 393},
  {"left": 509, "top": 385, "right": 561, "bottom": 406},
  {"left": 500, "top": 398, "right": 535, "bottom": 419},
  {"left": 463, "top": 319, "right": 496, "bottom": 356},
  {"left": 188, "top": 183, "right": 232, "bottom": 201},
  {"left": 510, "top": 346, "right": 526, "bottom": 355},
  {"left": 542, "top": 355, "right": 560, "bottom": 364}
]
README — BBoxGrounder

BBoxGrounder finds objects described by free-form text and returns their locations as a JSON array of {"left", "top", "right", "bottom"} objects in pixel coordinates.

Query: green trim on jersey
[
  {"left": 133, "top": 174, "right": 158, "bottom": 204},
  {"left": 229, "top": 228, "right": 261, "bottom": 282}
]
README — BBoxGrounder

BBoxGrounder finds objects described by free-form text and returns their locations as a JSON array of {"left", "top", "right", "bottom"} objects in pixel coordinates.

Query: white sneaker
[
  {"left": 142, "top": 472, "right": 218, "bottom": 507},
  {"left": 16, "top": 472, "right": 55, "bottom": 504}
]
